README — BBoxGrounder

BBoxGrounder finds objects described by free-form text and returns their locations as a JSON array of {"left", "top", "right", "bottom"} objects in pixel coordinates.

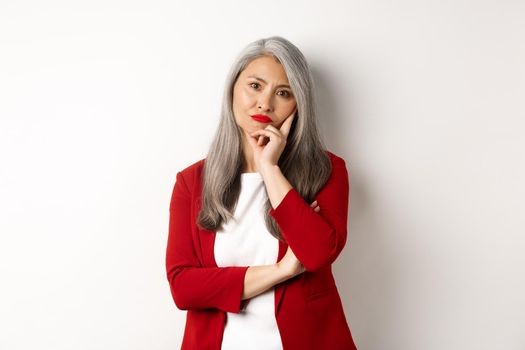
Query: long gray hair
[{"left": 197, "top": 36, "right": 332, "bottom": 242}]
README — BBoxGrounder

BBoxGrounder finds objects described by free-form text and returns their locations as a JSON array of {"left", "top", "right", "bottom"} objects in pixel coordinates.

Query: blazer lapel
[
  {"left": 194, "top": 193, "right": 217, "bottom": 268},
  {"left": 274, "top": 239, "right": 288, "bottom": 316}
]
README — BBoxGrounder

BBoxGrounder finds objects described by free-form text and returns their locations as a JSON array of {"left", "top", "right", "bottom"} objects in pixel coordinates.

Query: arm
[
  {"left": 166, "top": 171, "right": 293, "bottom": 312},
  {"left": 261, "top": 156, "right": 350, "bottom": 273},
  {"left": 166, "top": 171, "right": 249, "bottom": 313},
  {"left": 242, "top": 264, "right": 291, "bottom": 300}
]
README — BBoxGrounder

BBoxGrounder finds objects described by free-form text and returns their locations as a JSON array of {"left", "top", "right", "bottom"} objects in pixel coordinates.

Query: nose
[{"left": 257, "top": 91, "right": 273, "bottom": 112}]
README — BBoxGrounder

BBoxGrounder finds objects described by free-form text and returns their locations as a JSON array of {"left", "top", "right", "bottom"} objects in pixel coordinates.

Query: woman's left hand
[{"left": 246, "top": 110, "right": 296, "bottom": 171}]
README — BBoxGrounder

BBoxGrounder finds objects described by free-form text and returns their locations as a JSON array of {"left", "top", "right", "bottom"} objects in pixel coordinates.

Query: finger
[
  {"left": 250, "top": 129, "right": 278, "bottom": 142},
  {"left": 259, "top": 126, "right": 281, "bottom": 138},
  {"left": 262, "top": 128, "right": 279, "bottom": 144},
  {"left": 263, "top": 124, "right": 282, "bottom": 136},
  {"left": 279, "top": 110, "right": 296, "bottom": 139},
  {"left": 245, "top": 129, "right": 259, "bottom": 149},
  {"left": 257, "top": 135, "right": 267, "bottom": 146}
]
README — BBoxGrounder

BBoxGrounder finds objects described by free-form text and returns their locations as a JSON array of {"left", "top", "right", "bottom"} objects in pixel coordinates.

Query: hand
[
  {"left": 245, "top": 109, "right": 296, "bottom": 172},
  {"left": 277, "top": 199, "right": 320, "bottom": 277}
]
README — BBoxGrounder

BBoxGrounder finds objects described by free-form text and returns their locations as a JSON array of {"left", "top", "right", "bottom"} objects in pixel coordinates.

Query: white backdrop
[{"left": 1, "top": 1, "right": 524, "bottom": 349}]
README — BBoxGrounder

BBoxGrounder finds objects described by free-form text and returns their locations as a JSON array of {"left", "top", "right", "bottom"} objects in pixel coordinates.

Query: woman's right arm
[
  {"left": 242, "top": 263, "right": 290, "bottom": 300},
  {"left": 242, "top": 244, "right": 306, "bottom": 300},
  {"left": 166, "top": 171, "right": 250, "bottom": 313},
  {"left": 167, "top": 171, "right": 310, "bottom": 311},
  {"left": 167, "top": 171, "right": 300, "bottom": 312}
]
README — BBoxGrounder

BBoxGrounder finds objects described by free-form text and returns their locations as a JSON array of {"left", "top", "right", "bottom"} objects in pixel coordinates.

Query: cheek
[
  {"left": 277, "top": 102, "right": 297, "bottom": 118},
  {"left": 233, "top": 91, "right": 253, "bottom": 120},
  {"left": 233, "top": 93, "right": 244, "bottom": 108},
  {"left": 239, "top": 87, "right": 256, "bottom": 104}
]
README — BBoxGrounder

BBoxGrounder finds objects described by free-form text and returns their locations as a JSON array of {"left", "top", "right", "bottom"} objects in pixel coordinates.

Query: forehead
[{"left": 241, "top": 56, "right": 289, "bottom": 83}]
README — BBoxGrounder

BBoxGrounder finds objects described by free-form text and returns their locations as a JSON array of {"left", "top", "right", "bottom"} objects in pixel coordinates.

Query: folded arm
[
  {"left": 265, "top": 157, "right": 350, "bottom": 272},
  {"left": 166, "top": 170, "right": 300, "bottom": 313},
  {"left": 166, "top": 171, "right": 249, "bottom": 313}
]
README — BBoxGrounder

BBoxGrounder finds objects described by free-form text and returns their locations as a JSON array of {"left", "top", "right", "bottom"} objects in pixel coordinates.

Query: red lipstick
[{"left": 251, "top": 114, "right": 273, "bottom": 123}]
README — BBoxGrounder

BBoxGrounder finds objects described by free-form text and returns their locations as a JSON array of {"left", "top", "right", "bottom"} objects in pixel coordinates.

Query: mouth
[{"left": 251, "top": 114, "right": 273, "bottom": 123}]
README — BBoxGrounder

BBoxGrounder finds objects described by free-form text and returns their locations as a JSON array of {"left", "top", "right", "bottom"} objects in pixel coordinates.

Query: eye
[
  {"left": 278, "top": 90, "right": 292, "bottom": 98},
  {"left": 249, "top": 82, "right": 292, "bottom": 98}
]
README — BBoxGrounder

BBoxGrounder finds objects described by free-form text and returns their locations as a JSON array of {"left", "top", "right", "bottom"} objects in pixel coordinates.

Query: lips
[{"left": 251, "top": 114, "right": 273, "bottom": 123}]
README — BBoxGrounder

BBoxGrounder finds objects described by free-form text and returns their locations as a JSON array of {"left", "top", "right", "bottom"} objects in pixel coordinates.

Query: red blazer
[{"left": 166, "top": 150, "right": 358, "bottom": 350}]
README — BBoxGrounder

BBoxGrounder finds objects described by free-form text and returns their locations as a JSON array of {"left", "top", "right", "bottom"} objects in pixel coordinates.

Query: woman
[{"left": 166, "top": 36, "right": 358, "bottom": 350}]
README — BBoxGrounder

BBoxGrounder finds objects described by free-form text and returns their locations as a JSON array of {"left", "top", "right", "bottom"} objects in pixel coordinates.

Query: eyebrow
[{"left": 247, "top": 75, "right": 291, "bottom": 89}]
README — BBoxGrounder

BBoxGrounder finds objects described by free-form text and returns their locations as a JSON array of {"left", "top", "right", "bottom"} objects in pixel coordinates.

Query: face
[{"left": 232, "top": 55, "right": 297, "bottom": 139}]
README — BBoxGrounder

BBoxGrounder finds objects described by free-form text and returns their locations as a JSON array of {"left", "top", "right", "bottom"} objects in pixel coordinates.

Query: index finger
[{"left": 279, "top": 109, "right": 296, "bottom": 139}]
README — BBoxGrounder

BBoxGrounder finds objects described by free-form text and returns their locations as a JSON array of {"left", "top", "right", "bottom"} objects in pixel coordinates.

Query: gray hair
[{"left": 197, "top": 35, "right": 332, "bottom": 242}]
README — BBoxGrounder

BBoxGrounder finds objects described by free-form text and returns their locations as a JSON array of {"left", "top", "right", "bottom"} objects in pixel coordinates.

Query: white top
[{"left": 214, "top": 172, "right": 283, "bottom": 350}]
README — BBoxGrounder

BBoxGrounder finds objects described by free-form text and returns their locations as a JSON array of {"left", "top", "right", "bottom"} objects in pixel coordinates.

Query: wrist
[{"left": 259, "top": 163, "right": 280, "bottom": 177}]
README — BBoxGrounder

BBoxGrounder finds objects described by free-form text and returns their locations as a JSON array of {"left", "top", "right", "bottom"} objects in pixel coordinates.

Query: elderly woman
[{"left": 166, "top": 36, "right": 358, "bottom": 350}]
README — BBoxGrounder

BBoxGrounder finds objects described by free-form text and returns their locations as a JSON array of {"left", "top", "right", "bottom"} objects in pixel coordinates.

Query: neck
[{"left": 241, "top": 135, "right": 257, "bottom": 173}]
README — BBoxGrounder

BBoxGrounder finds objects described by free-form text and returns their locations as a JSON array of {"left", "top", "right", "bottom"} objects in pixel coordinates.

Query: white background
[{"left": 1, "top": 1, "right": 524, "bottom": 349}]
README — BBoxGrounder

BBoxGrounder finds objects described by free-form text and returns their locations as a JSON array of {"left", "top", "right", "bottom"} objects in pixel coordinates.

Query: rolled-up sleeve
[
  {"left": 165, "top": 171, "right": 249, "bottom": 313},
  {"left": 268, "top": 157, "right": 350, "bottom": 272}
]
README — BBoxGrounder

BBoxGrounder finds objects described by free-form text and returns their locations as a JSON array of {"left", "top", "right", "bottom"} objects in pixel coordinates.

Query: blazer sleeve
[
  {"left": 165, "top": 171, "right": 250, "bottom": 313},
  {"left": 268, "top": 156, "right": 350, "bottom": 273}
]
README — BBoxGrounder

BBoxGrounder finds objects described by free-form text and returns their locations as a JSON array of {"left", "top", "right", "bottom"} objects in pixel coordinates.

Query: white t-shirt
[{"left": 214, "top": 171, "right": 283, "bottom": 350}]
